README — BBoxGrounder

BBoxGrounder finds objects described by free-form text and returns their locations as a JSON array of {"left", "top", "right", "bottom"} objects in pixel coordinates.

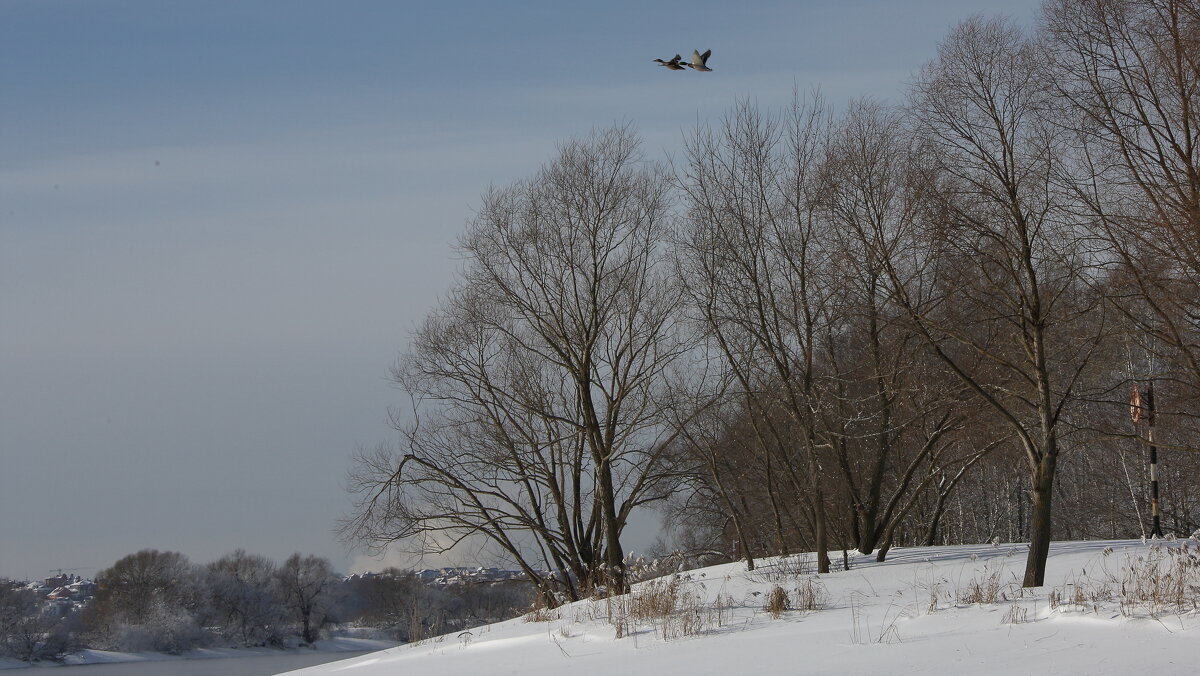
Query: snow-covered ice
[{"left": 0, "top": 638, "right": 396, "bottom": 671}]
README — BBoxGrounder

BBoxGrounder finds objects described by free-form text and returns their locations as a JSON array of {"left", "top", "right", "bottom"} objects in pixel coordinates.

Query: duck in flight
[
  {"left": 684, "top": 49, "right": 713, "bottom": 71},
  {"left": 654, "top": 54, "right": 686, "bottom": 71}
]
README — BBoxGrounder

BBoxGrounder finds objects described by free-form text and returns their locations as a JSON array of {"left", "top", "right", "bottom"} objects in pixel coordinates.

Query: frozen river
[{"left": 33, "top": 650, "right": 374, "bottom": 676}]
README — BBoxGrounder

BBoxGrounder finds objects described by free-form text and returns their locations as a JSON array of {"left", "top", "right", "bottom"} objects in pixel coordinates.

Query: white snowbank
[{"left": 278, "top": 540, "right": 1199, "bottom": 676}]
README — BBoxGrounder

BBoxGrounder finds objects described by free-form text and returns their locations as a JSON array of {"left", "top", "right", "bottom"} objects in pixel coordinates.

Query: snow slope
[{"left": 280, "top": 540, "right": 1199, "bottom": 676}]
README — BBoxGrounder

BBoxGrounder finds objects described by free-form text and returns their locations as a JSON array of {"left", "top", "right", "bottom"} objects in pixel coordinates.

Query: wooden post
[
  {"left": 1130, "top": 382, "right": 1163, "bottom": 538},
  {"left": 1145, "top": 382, "right": 1163, "bottom": 537}
]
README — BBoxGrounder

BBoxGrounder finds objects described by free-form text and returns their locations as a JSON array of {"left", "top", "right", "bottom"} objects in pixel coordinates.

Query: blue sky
[{"left": 0, "top": 0, "right": 1042, "bottom": 580}]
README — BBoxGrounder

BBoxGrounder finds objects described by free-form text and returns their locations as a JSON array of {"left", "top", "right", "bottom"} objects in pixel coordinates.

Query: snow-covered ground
[
  {"left": 0, "top": 637, "right": 396, "bottom": 671},
  {"left": 280, "top": 539, "right": 1199, "bottom": 676}
]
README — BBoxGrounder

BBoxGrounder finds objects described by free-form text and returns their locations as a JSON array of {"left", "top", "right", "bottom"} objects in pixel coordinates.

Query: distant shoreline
[{"left": 0, "top": 638, "right": 396, "bottom": 671}]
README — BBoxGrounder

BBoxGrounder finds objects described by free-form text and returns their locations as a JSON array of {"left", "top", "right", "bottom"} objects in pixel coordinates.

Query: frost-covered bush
[
  {"left": 112, "top": 600, "right": 209, "bottom": 654},
  {"left": 83, "top": 550, "right": 209, "bottom": 653}
]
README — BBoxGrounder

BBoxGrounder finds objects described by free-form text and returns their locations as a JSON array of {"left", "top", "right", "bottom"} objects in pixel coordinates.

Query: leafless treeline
[
  {"left": 345, "top": 0, "right": 1200, "bottom": 597},
  {"left": 1, "top": 550, "right": 533, "bottom": 662}
]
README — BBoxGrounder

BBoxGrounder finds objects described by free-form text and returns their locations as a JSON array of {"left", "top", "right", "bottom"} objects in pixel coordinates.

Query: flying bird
[
  {"left": 684, "top": 49, "right": 713, "bottom": 72},
  {"left": 654, "top": 54, "right": 686, "bottom": 71}
]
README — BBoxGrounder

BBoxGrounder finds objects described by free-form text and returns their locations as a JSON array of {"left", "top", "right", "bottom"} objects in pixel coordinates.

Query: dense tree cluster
[
  {"left": 340, "top": 569, "right": 531, "bottom": 643},
  {"left": 347, "top": 0, "right": 1200, "bottom": 597}
]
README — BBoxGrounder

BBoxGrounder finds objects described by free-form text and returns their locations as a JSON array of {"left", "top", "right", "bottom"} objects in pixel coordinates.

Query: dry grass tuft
[
  {"left": 524, "top": 606, "right": 560, "bottom": 623},
  {"left": 794, "top": 578, "right": 826, "bottom": 612},
  {"left": 761, "top": 579, "right": 826, "bottom": 619},
  {"left": 603, "top": 574, "right": 734, "bottom": 640},
  {"left": 764, "top": 586, "right": 790, "bottom": 618},
  {"left": 747, "top": 553, "right": 815, "bottom": 584},
  {"left": 627, "top": 577, "right": 684, "bottom": 622},
  {"left": 1048, "top": 543, "right": 1200, "bottom": 618},
  {"left": 523, "top": 593, "right": 562, "bottom": 623},
  {"left": 1001, "top": 604, "right": 1029, "bottom": 624},
  {"left": 955, "top": 565, "right": 1013, "bottom": 605},
  {"left": 1117, "top": 544, "right": 1200, "bottom": 616}
]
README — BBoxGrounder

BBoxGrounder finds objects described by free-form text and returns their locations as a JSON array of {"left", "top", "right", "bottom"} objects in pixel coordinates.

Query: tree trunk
[
  {"left": 765, "top": 450, "right": 790, "bottom": 556},
  {"left": 875, "top": 538, "right": 892, "bottom": 562},
  {"left": 733, "top": 511, "right": 756, "bottom": 572},
  {"left": 732, "top": 490, "right": 756, "bottom": 571},
  {"left": 858, "top": 300, "right": 889, "bottom": 555},
  {"left": 807, "top": 448, "right": 831, "bottom": 573},
  {"left": 596, "top": 462, "right": 627, "bottom": 593},
  {"left": 924, "top": 496, "right": 947, "bottom": 547},
  {"left": 1022, "top": 454, "right": 1056, "bottom": 588},
  {"left": 301, "top": 610, "right": 314, "bottom": 644}
]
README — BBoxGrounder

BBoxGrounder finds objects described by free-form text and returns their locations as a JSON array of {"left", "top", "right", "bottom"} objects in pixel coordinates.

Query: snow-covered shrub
[
  {"left": 82, "top": 550, "right": 209, "bottom": 653},
  {"left": 113, "top": 600, "right": 209, "bottom": 654}
]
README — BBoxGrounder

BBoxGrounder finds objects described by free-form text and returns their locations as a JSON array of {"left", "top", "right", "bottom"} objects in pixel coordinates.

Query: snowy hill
[{"left": 280, "top": 540, "right": 1199, "bottom": 676}]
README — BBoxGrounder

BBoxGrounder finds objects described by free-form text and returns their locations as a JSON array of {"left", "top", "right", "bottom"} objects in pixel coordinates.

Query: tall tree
[
  {"left": 1046, "top": 0, "right": 1200, "bottom": 451},
  {"left": 204, "top": 550, "right": 284, "bottom": 647},
  {"left": 817, "top": 99, "right": 982, "bottom": 558},
  {"left": 274, "top": 554, "right": 336, "bottom": 645},
  {"left": 896, "top": 16, "right": 1107, "bottom": 586},
  {"left": 344, "top": 125, "right": 687, "bottom": 597},
  {"left": 677, "top": 97, "right": 837, "bottom": 572}
]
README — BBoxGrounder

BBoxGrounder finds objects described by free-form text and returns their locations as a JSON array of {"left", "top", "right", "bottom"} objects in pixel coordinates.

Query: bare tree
[
  {"left": 274, "top": 554, "right": 336, "bottom": 645},
  {"left": 204, "top": 550, "right": 285, "bottom": 647},
  {"left": 663, "top": 381, "right": 770, "bottom": 571},
  {"left": 676, "top": 96, "right": 838, "bottom": 572},
  {"left": 1046, "top": 0, "right": 1200, "bottom": 449},
  {"left": 817, "top": 99, "right": 988, "bottom": 560},
  {"left": 344, "top": 125, "right": 688, "bottom": 597},
  {"left": 896, "top": 16, "right": 1108, "bottom": 587}
]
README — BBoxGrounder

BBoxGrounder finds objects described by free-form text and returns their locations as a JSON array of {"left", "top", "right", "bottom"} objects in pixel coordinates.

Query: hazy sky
[{"left": 0, "top": 0, "right": 1042, "bottom": 581}]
